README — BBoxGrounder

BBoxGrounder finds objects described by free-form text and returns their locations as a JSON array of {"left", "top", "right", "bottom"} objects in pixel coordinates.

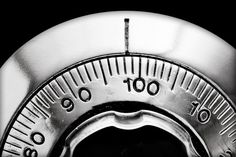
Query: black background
[
  {"left": 0, "top": 4, "right": 235, "bottom": 156},
  {"left": 1, "top": 5, "right": 235, "bottom": 66}
]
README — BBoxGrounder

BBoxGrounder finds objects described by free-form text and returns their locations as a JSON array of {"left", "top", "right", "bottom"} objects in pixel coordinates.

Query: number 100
[{"left": 123, "top": 77, "right": 159, "bottom": 96}]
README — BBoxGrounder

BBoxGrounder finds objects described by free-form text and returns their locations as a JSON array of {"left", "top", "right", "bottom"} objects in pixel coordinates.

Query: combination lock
[{"left": 0, "top": 11, "right": 235, "bottom": 157}]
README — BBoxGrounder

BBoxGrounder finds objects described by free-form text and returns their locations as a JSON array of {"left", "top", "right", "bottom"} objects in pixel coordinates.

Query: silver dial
[{"left": 0, "top": 11, "right": 235, "bottom": 157}]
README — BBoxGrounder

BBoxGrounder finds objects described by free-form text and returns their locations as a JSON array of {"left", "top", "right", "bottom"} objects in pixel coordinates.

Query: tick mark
[
  {"left": 42, "top": 88, "right": 55, "bottom": 103},
  {"left": 198, "top": 82, "right": 207, "bottom": 98},
  {"left": 213, "top": 98, "right": 225, "bottom": 114},
  {"left": 20, "top": 113, "right": 35, "bottom": 124},
  {"left": 208, "top": 93, "right": 220, "bottom": 109},
  {"left": 115, "top": 57, "right": 120, "bottom": 75},
  {"left": 123, "top": 57, "right": 127, "bottom": 74},
  {"left": 229, "top": 129, "right": 236, "bottom": 137},
  {"left": 220, "top": 120, "right": 236, "bottom": 135},
  {"left": 160, "top": 62, "right": 165, "bottom": 79},
  {"left": 48, "top": 83, "right": 60, "bottom": 98},
  {"left": 221, "top": 112, "right": 235, "bottom": 125},
  {"left": 62, "top": 75, "right": 77, "bottom": 99},
  {"left": 217, "top": 106, "right": 230, "bottom": 120},
  {"left": 25, "top": 106, "right": 40, "bottom": 118},
  {"left": 12, "top": 127, "right": 28, "bottom": 136},
  {"left": 192, "top": 78, "right": 201, "bottom": 95},
  {"left": 200, "top": 88, "right": 214, "bottom": 109},
  {"left": 99, "top": 60, "right": 108, "bottom": 85},
  {"left": 139, "top": 57, "right": 142, "bottom": 78},
  {"left": 171, "top": 66, "right": 180, "bottom": 91},
  {"left": 146, "top": 59, "right": 150, "bottom": 76},
  {"left": 36, "top": 94, "right": 50, "bottom": 108},
  {"left": 76, "top": 67, "right": 85, "bottom": 84},
  {"left": 91, "top": 62, "right": 98, "bottom": 79},
  {"left": 55, "top": 79, "right": 66, "bottom": 94},
  {"left": 186, "top": 74, "right": 194, "bottom": 91},
  {"left": 31, "top": 101, "right": 50, "bottom": 119},
  {"left": 131, "top": 57, "right": 134, "bottom": 74},
  {"left": 124, "top": 18, "right": 130, "bottom": 55},
  {"left": 6, "top": 141, "right": 22, "bottom": 149},
  {"left": 107, "top": 58, "right": 113, "bottom": 76},
  {"left": 233, "top": 138, "right": 236, "bottom": 143},
  {"left": 3, "top": 149, "right": 20, "bottom": 156},
  {"left": 84, "top": 64, "right": 92, "bottom": 82},
  {"left": 153, "top": 60, "right": 157, "bottom": 77},
  {"left": 180, "top": 70, "right": 187, "bottom": 87},
  {"left": 69, "top": 71, "right": 78, "bottom": 86},
  {"left": 167, "top": 64, "right": 173, "bottom": 82},
  {"left": 9, "top": 134, "right": 33, "bottom": 146},
  {"left": 16, "top": 120, "right": 31, "bottom": 130}
]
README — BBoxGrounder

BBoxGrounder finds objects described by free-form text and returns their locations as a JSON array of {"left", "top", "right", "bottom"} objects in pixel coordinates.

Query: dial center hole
[{"left": 73, "top": 126, "right": 188, "bottom": 157}]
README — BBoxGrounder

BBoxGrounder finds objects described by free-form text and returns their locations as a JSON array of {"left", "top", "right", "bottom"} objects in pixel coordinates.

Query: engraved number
[
  {"left": 78, "top": 87, "right": 91, "bottom": 102},
  {"left": 61, "top": 98, "right": 74, "bottom": 112},
  {"left": 31, "top": 132, "right": 45, "bottom": 145},
  {"left": 190, "top": 101, "right": 211, "bottom": 124},
  {"left": 23, "top": 147, "right": 38, "bottom": 157},
  {"left": 219, "top": 149, "right": 233, "bottom": 157},
  {"left": 147, "top": 80, "right": 159, "bottom": 96},
  {"left": 133, "top": 77, "right": 145, "bottom": 92},
  {"left": 123, "top": 77, "right": 159, "bottom": 95}
]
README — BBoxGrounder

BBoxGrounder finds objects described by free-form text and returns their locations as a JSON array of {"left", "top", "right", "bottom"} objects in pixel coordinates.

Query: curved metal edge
[
  {"left": 0, "top": 11, "right": 235, "bottom": 139},
  {"left": 64, "top": 110, "right": 202, "bottom": 157}
]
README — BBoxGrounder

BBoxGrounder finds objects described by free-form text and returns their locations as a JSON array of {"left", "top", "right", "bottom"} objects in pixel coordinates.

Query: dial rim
[
  {"left": 1, "top": 53, "right": 235, "bottom": 157},
  {"left": 1, "top": 12, "right": 235, "bottom": 139}
]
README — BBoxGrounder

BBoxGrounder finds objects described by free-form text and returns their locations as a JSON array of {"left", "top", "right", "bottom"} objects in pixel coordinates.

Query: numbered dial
[{"left": 1, "top": 54, "right": 235, "bottom": 157}]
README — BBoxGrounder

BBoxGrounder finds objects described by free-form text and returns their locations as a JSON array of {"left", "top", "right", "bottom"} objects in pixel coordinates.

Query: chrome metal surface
[
  {"left": 62, "top": 110, "right": 199, "bottom": 157},
  {"left": 0, "top": 11, "right": 235, "bottom": 157}
]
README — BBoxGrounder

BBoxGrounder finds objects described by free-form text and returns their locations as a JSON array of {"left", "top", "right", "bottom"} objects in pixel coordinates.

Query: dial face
[{"left": 1, "top": 53, "right": 235, "bottom": 157}]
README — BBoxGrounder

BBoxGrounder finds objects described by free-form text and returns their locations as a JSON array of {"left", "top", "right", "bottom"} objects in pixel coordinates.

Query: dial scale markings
[{"left": 2, "top": 54, "right": 236, "bottom": 157}]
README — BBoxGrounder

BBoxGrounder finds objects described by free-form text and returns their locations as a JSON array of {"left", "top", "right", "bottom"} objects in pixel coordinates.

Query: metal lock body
[{"left": 0, "top": 11, "right": 235, "bottom": 157}]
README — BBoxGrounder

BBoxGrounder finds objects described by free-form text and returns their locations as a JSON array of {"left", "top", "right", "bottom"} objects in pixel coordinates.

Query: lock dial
[{"left": 0, "top": 12, "right": 235, "bottom": 157}]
